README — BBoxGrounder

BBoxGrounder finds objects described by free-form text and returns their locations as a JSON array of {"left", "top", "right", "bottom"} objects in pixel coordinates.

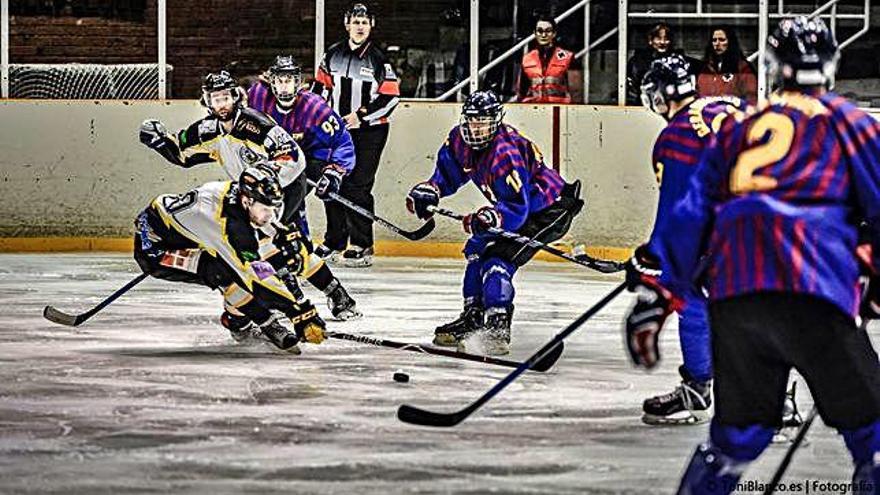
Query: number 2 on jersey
[{"left": 730, "top": 113, "right": 794, "bottom": 194}]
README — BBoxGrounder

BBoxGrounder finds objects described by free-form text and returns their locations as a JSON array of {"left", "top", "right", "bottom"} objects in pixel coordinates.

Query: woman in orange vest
[{"left": 517, "top": 15, "right": 573, "bottom": 103}]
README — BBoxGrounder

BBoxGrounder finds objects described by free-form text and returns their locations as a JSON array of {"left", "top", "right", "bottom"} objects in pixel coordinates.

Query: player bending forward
[
  {"left": 140, "top": 70, "right": 357, "bottom": 326},
  {"left": 406, "top": 90, "right": 583, "bottom": 356},
  {"left": 134, "top": 167, "right": 326, "bottom": 354},
  {"left": 624, "top": 17, "right": 880, "bottom": 493}
]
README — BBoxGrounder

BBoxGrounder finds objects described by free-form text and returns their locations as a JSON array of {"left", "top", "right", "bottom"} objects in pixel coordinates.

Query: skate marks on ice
[{"left": 0, "top": 254, "right": 862, "bottom": 494}]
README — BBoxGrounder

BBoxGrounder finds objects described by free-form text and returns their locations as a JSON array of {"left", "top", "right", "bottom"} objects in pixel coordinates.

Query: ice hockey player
[
  {"left": 628, "top": 53, "right": 747, "bottom": 425},
  {"left": 247, "top": 55, "right": 361, "bottom": 320},
  {"left": 624, "top": 17, "right": 880, "bottom": 493},
  {"left": 406, "top": 90, "right": 583, "bottom": 355},
  {"left": 134, "top": 166, "right": 326, "bottom": 354},
  {"left": 139, "top": 70, "right": 356, "bottom": 322}
]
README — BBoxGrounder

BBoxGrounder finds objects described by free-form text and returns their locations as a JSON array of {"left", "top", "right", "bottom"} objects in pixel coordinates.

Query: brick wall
[{"left": 9, "top": 0, "right": 461, "bottom": 98}]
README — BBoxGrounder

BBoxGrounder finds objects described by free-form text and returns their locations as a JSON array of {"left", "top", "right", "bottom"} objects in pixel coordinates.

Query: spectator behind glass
[
  {"left": 697, "top": 26, "right": 757, "bottom": 103},
  {"left": 626, "top": 23, "right": 697, "bottom": 105},
  {"left": 517, "top": 14, "right": 575, "bottom": 103}
]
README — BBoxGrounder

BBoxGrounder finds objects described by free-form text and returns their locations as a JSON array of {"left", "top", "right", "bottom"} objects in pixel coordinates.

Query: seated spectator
[
  {"left": 696, "top": 26, "right": 757, "bottom": 103},
  {"left": 517, "top": 14, "right": 575, "bottom": 103}
]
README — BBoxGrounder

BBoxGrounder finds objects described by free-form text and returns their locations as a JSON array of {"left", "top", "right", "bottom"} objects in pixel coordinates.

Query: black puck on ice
[{"left": 393, "top": 371, "right": 410, "bottom": 383}]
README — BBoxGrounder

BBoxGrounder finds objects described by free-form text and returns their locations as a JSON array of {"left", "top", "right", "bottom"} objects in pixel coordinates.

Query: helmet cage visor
[{"left": 459, "top": 113, "right": 502, "bottom": 149}]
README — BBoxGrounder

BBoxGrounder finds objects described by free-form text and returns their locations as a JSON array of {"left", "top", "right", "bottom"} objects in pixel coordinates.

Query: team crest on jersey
[{"left": 238, "top": 146, "right": 260, "bottom": 165}]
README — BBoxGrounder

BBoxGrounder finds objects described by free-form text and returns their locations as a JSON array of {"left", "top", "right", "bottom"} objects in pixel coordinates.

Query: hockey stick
[
  {"left": 43, "top": 272, "right": 149, "bottom": 327},
  {"left": 327, "top": 331, "right": 563, "bottom": 372},
  {"left": 761, "top": 406, "right": 819, "bottom": 495},
  {"left": 429, "top": 206, "right": 624, "bottom": 274},
  {"left": 398, "top": 281, "right": 627, "bottom": 427},
  {"left": 307, "top": 179, "right": 435, "bottom": 241}
]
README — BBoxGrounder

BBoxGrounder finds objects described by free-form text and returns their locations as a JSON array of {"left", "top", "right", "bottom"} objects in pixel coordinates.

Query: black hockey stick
[
  {"left": 327, "top": 331, "right": 563, "bottom": 372},
  {"left": 307, "top": 179, "right": 435, "bottom": 241},
  {"left": 43, "top": 272, "right": 149, "bottom": 327},
  {"left": 762, "top": 406, "right": 819, "bottom": 495},
  {"left": 429, "top": 206, "right": 624, "bottom": 274},
  {"left": 398, "top": 281, "right": 627, "bottom": 427}
]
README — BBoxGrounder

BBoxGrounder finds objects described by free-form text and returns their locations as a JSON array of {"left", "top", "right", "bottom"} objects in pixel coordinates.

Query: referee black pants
[{"left": 323, "top": 123, "right": 389, "bottom": 251}]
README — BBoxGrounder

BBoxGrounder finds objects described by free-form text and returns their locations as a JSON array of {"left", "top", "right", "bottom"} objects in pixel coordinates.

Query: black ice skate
[
  {"left": 259, "top": 316, "right": 302, "bottom": 354},
  {"left": 458, "top": 306, "right": 512, "bottom": 356},
  {"left": 342, "top": 245, "right": 374, "bottom": 268},
  {"left": 315, "top": 243, "right": 342, "bottom": 265},
  {"left": 220, "top": 310, "right": 260, "bottom": 343},
  {"left": 642, "top": 366, "right": 712, "bottom": 425},
  {"left": 326, "top": 279, "right": 362, "bottom": 321},
  {"left": 433, "top": 303, "right": 484, "bottom": 347}
]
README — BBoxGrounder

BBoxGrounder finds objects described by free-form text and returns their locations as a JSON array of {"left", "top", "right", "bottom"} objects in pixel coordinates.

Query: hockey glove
[
  {"left": 406, "top": 182, "right": 440, "bottom": 220},
  {"left": 463, "top": 206, "right": 502, "bottom": 235},
  {"left": 139, "top": 119, "right": 171, "bottom": 149},
  {"left": 625, "top": 244, "right": 663, "bottom": 291},
  {"left": 272, "top": 230, "right": 304, "bottom": 275},
  {"left": 315, "top": 164, "right": 344, "bottom": 201},
  {"left": 289, "top": 300, "right": 326, "bottom": 344},
  {"left": 624, "top": 278, "right": 680, "bottom": 369}
]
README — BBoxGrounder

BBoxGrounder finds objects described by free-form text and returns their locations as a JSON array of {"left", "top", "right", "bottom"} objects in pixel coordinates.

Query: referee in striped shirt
[{"left": 312, "top": 3, "right": 400, "bottom": 267}]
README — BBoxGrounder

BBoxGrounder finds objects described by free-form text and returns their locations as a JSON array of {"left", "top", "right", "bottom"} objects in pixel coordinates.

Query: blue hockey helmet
[
  {"left": 459, "top": 90, "right": 504, "bottom": 149},
  {"left": 766, "top": 16, "right": 839, "bottom": 90},
  {"left": 267, "top": 55, "right": 303, "bottom": 108},
  {"left": 640, "top": 54, "right": 696, "bottom": 115}
]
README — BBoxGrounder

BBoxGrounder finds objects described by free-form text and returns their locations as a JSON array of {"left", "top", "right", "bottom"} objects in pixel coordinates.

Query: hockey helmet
[
  {"left": 267, "top": 55, "right": 303, "bottom": 108},
  {"left": 640, "top": 54, "right": 696, "bottom": 115},
  {"left": 766, "top": 16, "right": 839, "bottom": 90},
  {"left": 459, "top": 90, "right": 504, "bottom": 149},
  {"left": 239, "top": 166, "right": 283, "bottom": 208},
  {"left": 344, "top": 3, "right": 375, "bottom": 25},
  {"left": 201, "top": 70, "right": 242, "bottom": 119}
]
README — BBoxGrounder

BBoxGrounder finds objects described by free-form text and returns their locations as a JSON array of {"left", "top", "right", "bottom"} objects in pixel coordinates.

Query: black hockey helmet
[
  {"left": 201, "top": 70, "right": 242, "bottom": 118},
  {"left": 459, "top": 90, "right": 504, "bottom": 149},
  {"left": 267, "top": 55, "right": 303, "bottom": 108},
  {"left": 640, "top": 54, "right": 696, "bottom": 116},
  {"left": 344, "top": 3, "right": 375, "bottom": 25},
  {"left": 766, "top": 16, "right": 839, "bottom": 90},
  {"left": 239, "top": 166, "right": 283, "bottom": 208}
]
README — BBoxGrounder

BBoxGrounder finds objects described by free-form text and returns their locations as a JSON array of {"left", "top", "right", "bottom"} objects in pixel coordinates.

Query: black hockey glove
[
  {"left": 463, "top": 206, "right": 501, "bottom": 235},
  {"left": 625, "top": 244, "right": 663, "bottom": 291},
  {"left": 406, "top": 182, "right": 440, "bottom": 220},
  {"left": 272, "top": 230, "right": 304, "bottom": 276},
  {"left": 315, "top": 164, "right": 344, "bottom": 201},
  {"left": 139, "top": 119, "right": 171, "bottom": 150},
  {"left": 624, "top": 278, "right": 680, "bottom": 369},
  {"left": 288, "top": 300, "right": 326, "bottom": 344}
]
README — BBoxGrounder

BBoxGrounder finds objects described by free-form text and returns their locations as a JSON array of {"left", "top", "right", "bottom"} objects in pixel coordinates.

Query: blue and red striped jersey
[
  {"left": 647, "top": 96, "right": 748, "bottom": 254},
  {"left": 657, "top": 91, "right": 880, "bottom": 317},
  {"left": 428, "top": 124, "right": 565, "bottom": 231},
  {"left": 247, "top": 81, "right": 355, "bottom": 174}
]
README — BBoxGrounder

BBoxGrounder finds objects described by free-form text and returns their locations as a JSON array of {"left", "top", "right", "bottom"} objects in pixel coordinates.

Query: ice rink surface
[{"left": 0, "top": 253, "right": 869, "bottom": 494}]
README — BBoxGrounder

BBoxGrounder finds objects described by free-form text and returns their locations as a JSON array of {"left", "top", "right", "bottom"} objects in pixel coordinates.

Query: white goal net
[{"left": 9, "top": 63, "right": 172, "bottom": 99}]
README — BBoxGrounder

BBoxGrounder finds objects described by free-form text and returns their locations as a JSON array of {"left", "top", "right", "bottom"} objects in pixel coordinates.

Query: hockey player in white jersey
[
  {"left": 134, "top": 166, "right": 326, "bottom": 352},
  {"left": 139, "top": 70, "right": 360, "bottom": 327}
]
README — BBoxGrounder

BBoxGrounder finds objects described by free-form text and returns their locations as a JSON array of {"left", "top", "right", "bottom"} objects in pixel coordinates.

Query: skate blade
[
  {"left": 457, "top": 335, "right": 510, "bottom": 356},
  {"left": 642, "top": 410, "right": 710, "bottom": 426},
  {"left": 432, "top": 333, "right": 460, "bottom": 347},
  {"left": 332, "top": 309, "right": 363, "bottom": 322},
  {"left": 343, "top": 257, "right": 373, "bottom": 268}
]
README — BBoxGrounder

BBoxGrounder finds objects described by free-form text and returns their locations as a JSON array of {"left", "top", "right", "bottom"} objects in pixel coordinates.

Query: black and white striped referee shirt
[{"left": 312, "top": 40, "right": 400, "bottom": 127}]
